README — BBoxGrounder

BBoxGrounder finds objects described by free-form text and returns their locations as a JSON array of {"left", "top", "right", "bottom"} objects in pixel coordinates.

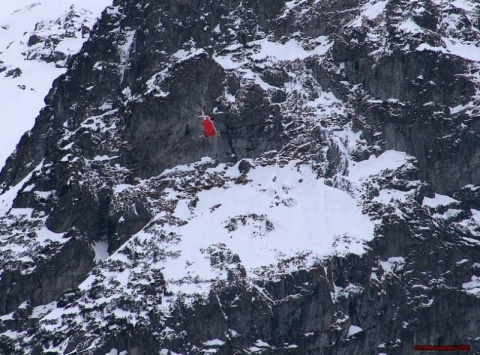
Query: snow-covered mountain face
[
  {"left": 0, "top": 0, "right": 111, "bottom": 168},
  {"left": 1, "top": 0, "right": 480, "bottom": 354}
]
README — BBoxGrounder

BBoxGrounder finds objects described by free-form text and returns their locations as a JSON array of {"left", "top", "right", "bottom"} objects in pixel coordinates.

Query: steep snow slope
[{"left": 0, "top": 0, "right": 111, "bottom": 168}]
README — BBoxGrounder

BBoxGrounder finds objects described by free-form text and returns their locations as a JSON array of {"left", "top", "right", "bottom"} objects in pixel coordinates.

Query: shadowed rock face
[
  {"left": 1, "top": 0, "right": 480, "bottom": 354},
  {"left": 0, "top": 0, "right": 288, "bottom": 189},
  {"left": 330, "top": 22, "right": 480, "bottom": 194},
  {"left": 122, "top": 54, "right": 284, "bottom": 179},
  {"left": 366, "top": 51, "right": 474, "bottom": 105},
  {"left": 0, "top": 235, "right": 95, "bottom": 315},
  {"left": 324, "top": 0, "right": 480, "bottom": 196}
]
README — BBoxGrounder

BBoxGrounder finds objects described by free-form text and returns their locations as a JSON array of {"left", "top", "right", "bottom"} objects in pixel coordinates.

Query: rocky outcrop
[
  {"left": 0, "top": 235, "right": 94, "bottom": 315},
  {"left": 24, "top": 6, "right": 94, "bottom": 68}
]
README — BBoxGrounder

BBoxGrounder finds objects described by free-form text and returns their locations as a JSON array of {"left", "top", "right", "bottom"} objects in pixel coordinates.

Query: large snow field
[
  {"left": 173, "top": 161, "right": 374, "bottom": 266},
  {"left": 100, "top": 160, "right": 376, "bottom": 305}
]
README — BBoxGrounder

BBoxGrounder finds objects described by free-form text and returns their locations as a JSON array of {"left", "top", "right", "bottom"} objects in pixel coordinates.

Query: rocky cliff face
[{"left": 1, "top": 0, "right": 480, "bottom": 354}]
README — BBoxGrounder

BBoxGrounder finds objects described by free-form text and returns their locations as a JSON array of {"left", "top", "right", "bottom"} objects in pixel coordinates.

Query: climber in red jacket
[{"left": 199, "top": 105, "right": 218, "bottom": 138}]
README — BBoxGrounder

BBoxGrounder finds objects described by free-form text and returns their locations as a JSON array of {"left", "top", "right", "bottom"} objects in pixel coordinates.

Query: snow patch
[
  {"left": 398, "top": 19, "right": 424, "bottom": 34},
  {"left": 423, "top": 194, "right": 459, "bottom": 208},
  {"left": 417, "top": 38, "right": 480, "bottom": 62},
  {"left": 374, "top": 189, "right": 412, "bottom": 204},
  {"left": 350, "top": 0, "right": 388, "bottom": 27},
  {"left": 250, "top": 37, "right": 331, "bottom": 62},
  {"left": 203, "top": 339, "right": 225, "bottom": 346},
  {"left": 31, "top": 302, "right": 57, "bottom": 319},
  {"left": 93, "top": 242, "right": 109, "bottom": 263},
  {"left": 348, "top": 150, "right": 411, "bottom": 181},
  {"left": 214, "top": 37, "right": 331, "bottom": 70},
  {"left": 463, "top": 275, "right": 480, "bottom": 296},
  {"left": 347, "top": 325, "right": 363, "bottom": 337},
  {"left": 380, "top": 257, "right": 406, "bottom": 273}
]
